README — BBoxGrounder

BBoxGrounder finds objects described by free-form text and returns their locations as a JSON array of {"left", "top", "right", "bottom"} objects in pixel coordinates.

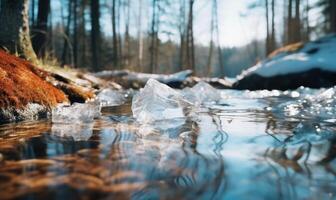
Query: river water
[{"left": 0, "top": 87, "right": 335, "bottom": 200}]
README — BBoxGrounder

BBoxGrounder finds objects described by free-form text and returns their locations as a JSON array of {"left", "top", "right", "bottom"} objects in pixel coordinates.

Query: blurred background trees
[{"left": 0, "top": 0, "right": 335, "bottom": 77}]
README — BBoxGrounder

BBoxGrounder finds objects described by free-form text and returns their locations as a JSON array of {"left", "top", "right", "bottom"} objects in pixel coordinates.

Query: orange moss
[
  {"left": 268, "top": 42, "right": 304, "bottom": 58},
  {"left": 0, "top": 50, "right": 68, "bottom": 109}
]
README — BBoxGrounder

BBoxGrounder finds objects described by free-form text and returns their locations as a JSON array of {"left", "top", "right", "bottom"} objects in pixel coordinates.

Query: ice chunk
[
  {"left": 182, "top": 81, "right": 221, "bottom": 104},
  {"left": 52, "top": 102, "right": 101, "bottom": 124},
  {"left": 51, "top": 123, "right": 93, "bottom": 141},
  {"left": 97, "top": 88, "right": 126, "bottom": 107},
  {"left": 132, "top": 79, "right": 192, "bottom": 123},
  {"left": 276, "top": 87, "right": 336, "bottom": 120}
]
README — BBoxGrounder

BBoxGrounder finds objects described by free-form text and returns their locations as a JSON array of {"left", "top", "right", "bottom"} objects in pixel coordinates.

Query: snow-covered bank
[{"left": 234, "top": 34, "right": 336, "bottom": 90}]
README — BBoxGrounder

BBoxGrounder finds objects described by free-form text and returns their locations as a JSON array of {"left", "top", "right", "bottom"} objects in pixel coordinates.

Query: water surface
[{"left": 0, "top": 88, "right": 335, "bottom": 200}]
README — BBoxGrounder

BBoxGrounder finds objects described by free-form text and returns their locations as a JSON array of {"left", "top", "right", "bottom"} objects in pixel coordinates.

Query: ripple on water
[{"left": 0, "top": 87, "right": 335, "bottom": 199}]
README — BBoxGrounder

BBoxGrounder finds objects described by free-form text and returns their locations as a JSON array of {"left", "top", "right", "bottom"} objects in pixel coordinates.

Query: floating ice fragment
[
  {"left": 52, "top": 102, "right": 101, "bottom": 124},
  {"left": 51, "top": 123, "right": 93, "bottom": 141},
  {"left": 132, "top": 79, "right": 192, "bottom": 123},
  {"left": 97, "top": 88, "right": 126, "bottom": 107},
  {"left": 275, "top": 87, "right": 336, "bottom": 120},
  {"left": 182, "top": 81, "right": 221, "bottom": 104}
]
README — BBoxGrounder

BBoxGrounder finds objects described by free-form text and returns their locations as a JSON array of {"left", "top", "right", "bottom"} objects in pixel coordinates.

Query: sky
[
  {"left": 194, "top": 0, "right": 266, "bottom": 47},
  {"left": 51, "top": 0, "right": 320, "bottom": 48}
]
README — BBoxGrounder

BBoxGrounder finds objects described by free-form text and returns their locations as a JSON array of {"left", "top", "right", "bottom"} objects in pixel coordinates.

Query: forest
[
  {"left": 1, "top": 0, "right": 335, "bottom": 77},
  {"left": 0, "top": 0, "right": 336, "bottom": 199}
]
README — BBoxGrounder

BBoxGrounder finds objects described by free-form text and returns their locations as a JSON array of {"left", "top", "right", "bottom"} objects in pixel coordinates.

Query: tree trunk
[
  {"left": 61, "top": 0, "right": 73, "bottom": 66},
  {"left": 179, "top": 0, "right": 186, "bottom": 71},
  {"left": 137, "top": 0, "right": 144, "bottom": 71},
  {"left": 112, "top": 0, "right": 119, "bottom": 68},
  {"left": 294, "top": 0, "right": 301, "bottom": 42},
  {"left": 214, "top": 0, "right": 224, "bottom": 76},
  {"left": 90, "top": 0, "right": 101, "bottom": 70},
  {"left": 207, "top": 0, "right": 216, "bottom": 76},
  {"left": 330, "top": 0, "right": 336, "bottom": 33},
  {"left": 186, "top": 0, "right": 195, "bottom": 72},
  {"left": 79, "top": 0, "right": 87, "bottom": 67},
  {"left": 73, "top": 0, "right": 78, "bottom": 67},
  {"left": 304, "top": 0, "right": 310, "bottom": 41},
  {"left": 32, "top": 0, "right": 50, "bottom": 57},
  {"left": 0, "top": 0, "right": 37, "bottom": 62},
  {"left": 117, "top": 0, "right": 122, "bottom": 68},
  {"left": 287, "top": 0, "right": 293, "bottom": 44},
  {"left": 149, "top": 0, "right": 158, "bottom": 73},
  {"left": 265, "top": 0, "right": 270, "bottom": 55},
  {"left": 270, "top": 0, "right": 276, "bottom": 51},
  {"left": 124, "top": 0, "right": 131, "bottom": 68}
]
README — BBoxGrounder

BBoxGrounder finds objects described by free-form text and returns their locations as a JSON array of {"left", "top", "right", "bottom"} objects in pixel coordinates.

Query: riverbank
[{"left": 0, "top": 51, "right": 103, "bottom": 123}]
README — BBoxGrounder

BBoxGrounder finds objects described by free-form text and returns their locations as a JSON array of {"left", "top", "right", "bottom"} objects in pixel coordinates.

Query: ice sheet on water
[
  {"left": 97, "top": 88, "right": 126, "bottom": 107},
  {"left": 182, "top": 81, "right": 221, "bottom": 104},
  {"left": 52, "top": 102, "right": 101, "bottom": 123},
  {"left": 132, "top": 79, "right": 192, "bottom": 123}
]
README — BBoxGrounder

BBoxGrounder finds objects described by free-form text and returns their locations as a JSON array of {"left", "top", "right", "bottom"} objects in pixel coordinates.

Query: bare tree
[
  {"left": 270, "top": 0, "right": 276, "bottom": 50},
  {"left": 90, "top": 0, "right": 101, "bottom": 70},
  {"left": 73, "top": 0, "right": 78, "bottom": 67},
  {"left": 111, "top": 0, "right": 119, "bottom": 68},
  {"left": 137, "top": 0, "right": 144, "bottom": 71},
  {"left": 265, "top": 0, "right": 276, "bottom": 55},
  {"left": 32, "top": 0, "right": 50, "bottom": 57},
  {"left": 207, "top": 0, "right": 215, "bottom": 76},
  {"left": 287, "top": 0, "right": 293, "bottom": 44},
  {"left": 61, "top": 0, "right": 73, "bottom": 66},
  {"left": 149, "top": 0, "right": 159, "bottom": 73},
  {"left": 186, "top": 0, "right": 195, "bottom": 72},
  {"left": 0, "top": 0, "right": 37, "bottom": 62},
  {"left": 293, "top": 0, "right": 301, "bottom": 42},
  {"left": 331, "top": 0, "right": 336, "bottom": 33},
  {"left": 179, "top": 0, "right": 187, "bottom": 70},
  {"left": 124, "top": 0, "right": 131, "bottom": 68}
]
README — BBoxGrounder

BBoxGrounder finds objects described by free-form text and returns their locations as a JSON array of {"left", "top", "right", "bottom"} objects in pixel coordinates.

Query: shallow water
[{"left": 0, "top": 88, "right": 335, "bottom": 200}]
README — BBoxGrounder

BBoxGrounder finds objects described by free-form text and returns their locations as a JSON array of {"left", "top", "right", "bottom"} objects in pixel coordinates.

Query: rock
[
  {"left": 132, "top": 79, "right": 192, "bottom": 123},
  {"left": 0, "top": 103, "right": 49, "bottom": 122},
  {"left": 0, "top": 50, "right": 68, "bottom": 123},
  {"left": 234, "top": 34, "right": 336, "bottom": 90}
]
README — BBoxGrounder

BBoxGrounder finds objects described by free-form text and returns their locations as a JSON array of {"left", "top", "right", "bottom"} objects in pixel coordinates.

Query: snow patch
[{"left": 238, "top": 34, "right": 336, "bottom": 78}]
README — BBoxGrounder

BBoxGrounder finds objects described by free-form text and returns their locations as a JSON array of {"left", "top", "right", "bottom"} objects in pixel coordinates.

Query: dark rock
[{"left": 233, "top": 68, "right": 336, "bottom": 90}]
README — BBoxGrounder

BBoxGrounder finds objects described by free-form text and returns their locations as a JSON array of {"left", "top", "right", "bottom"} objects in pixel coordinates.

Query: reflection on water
[{"left": 0, "top": 90, "right": 336, "bottom": 200}]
